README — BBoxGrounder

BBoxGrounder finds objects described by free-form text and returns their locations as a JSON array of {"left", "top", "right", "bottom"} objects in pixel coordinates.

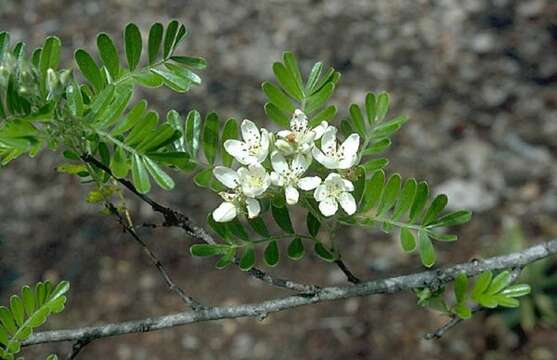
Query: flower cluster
[{"left": 212, "top": 109, "right": 361, "bottom": 222}]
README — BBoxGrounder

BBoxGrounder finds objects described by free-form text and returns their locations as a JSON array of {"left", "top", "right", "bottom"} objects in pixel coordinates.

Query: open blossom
[
  {"left": 312, "top": 126, "right": 360, "bottom": 169},
  {"left": 314, "top": 173, "right": 356, "bottom": 216},
  {"left": 211, "top": 165, "right": 270, "bottom": 222},
  {"left": 270, "top": 151, "right": 322, "bottom": 205},
  {"left": 275, "top": 109, "right": 328, "bottom": 156},
  {"left": 224, "top": 119, "right": 270, "bottom": 165}
]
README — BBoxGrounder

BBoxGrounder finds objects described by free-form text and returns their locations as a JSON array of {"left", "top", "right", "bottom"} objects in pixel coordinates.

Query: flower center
[{"left": 325, "top": 182, "right": 343, "bottom": 198}]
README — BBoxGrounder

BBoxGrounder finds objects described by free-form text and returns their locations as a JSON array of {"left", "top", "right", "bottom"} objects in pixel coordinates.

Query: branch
[
  {"left": 106, "top": 202, "right": 204, "bottom": 310},
  {"left": 334, "top": 259, "right": 361, "bottom": 284},
  {"left": 81, "top": 154, "right": 319, "bottom": 293},
  {"left": 23, "top": 239, "right": 557, "bottom": 346}
]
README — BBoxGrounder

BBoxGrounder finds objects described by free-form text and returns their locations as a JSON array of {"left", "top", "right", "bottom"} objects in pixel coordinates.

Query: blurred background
[{"left": 1, "top": 0, "right": 556, "bottom": 359}]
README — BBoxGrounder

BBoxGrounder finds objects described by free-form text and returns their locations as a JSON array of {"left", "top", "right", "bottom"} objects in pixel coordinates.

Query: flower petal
[
  {"left": 312, "top": 147, "right": 338, "bottom": 169},
  {"left": 271, "top": 151, "right": 288, "bottom": 174},
  {"left": 291, "top": 154, "right": 309, "bottom": 175},
  {"left": 270, "top": 172, "right": 284, "bottom": 186},
  {"left": 319, "top": 197, "right": 338, "bottom": 217},
  {"left": 339, "top": 133, "right": 360, "bottom": 156},
  {"left": 277, "top": 130, "right": 292, "bottom": 138},
  {"left": 275, "top": 139, "right": 295, "bottom": 155},
  {"left": 213, "top": 201, "right": 237, "bottom": 222},
  {"left": 245, "top": 198, "right": 261, "bottom": 219},
  {"left": 342, "top": 179, "right": 354, "bottom": 192},
  {"left": 312, "top": 121, "right": 328, "bottom": 140},
  {"left": 298, "top": 176, "right": 322, "bottom": 191},
  {"left": 338, "top": 192, "right": 356, "bottom": 215},
  {"left": 321, "top": 126, "right": 337, "bottom": 155},
  {"left": 213, "top": 166, "right": 239, "bottom": 188},
  {"left": 314, "top": 184, "right": 328, "bottom": 202},
  {"left": 291, "top": 109, "right": 308, "bottom": 132},
  {"left": 241, "top": 119, "right": 260, "bottom": 144},
  {"left": 224, "top": 139, "right": 251, "bottom": 165},
  {"left": 285, "top": 185, "right": 299, "bottom": 205}
]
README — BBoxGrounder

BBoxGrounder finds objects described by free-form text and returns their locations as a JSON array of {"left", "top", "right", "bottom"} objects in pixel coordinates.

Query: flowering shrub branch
[{"left": 0, "top": 21, "right": 550, "bottom": 359}]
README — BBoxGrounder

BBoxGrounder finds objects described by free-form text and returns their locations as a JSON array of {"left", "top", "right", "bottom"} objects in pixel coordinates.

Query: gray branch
[{"left": 23, "top": 239, "right": 557, "bottom": 346}]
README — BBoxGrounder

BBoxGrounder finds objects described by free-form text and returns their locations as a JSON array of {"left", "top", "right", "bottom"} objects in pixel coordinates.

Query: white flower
[
  {"left": 224, "top": 119, "right": 270, "bottom": 165},
  {"left": 270, "top": 151, "right": 322, "bottom": 205},
  {"left": 313, "top": 173, "right": 356, "bottom": 216},
  {"left": 275, "top": 109, "right": 328, "bottom": 155},
  {"left": 211, "top": 165, "right": 269, "bottom": 222},
  {"left": 237, "top": 163, "right": 271, "bottom": 197},
  {"left": 312, "top": 126, "right": 360, "bottom": 169}
]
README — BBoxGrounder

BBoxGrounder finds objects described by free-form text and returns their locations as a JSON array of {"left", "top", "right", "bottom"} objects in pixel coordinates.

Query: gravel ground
[{"left": 1, "top": 0, "right": 556, "bottom": 359}]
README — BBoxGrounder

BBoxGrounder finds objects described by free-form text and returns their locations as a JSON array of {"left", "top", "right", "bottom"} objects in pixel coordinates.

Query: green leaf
[
  {"left": 165, "top": 63, "right": 201, "bottom": 85},
  {"left": 362, "top": 158, "right": 389, "bottom": 173},
  {"left": 124, "top": 23, "right": 142, "bottom": 71},
  {"left": 400, "top": 228, "right": 416, "bottom": 252},
  {"left": 418, "top": 230, "right": 436, "bottom": 268},
  {"left": 377, "top": 173, "right": 401, "bottom": 216},
  {"left": 163, "top": 20, "right": 179, "bottom": 59},
  {"left": 305, "top": 83, "right": 334, "bottom": 114},
  {"left": 272, "top": 62, "right": 303, "bottom": 101},
  {"left": 472, "top": 271, "right": 493, "bottom": 300},
  {"left": 305, "top": 213, "right": 321, "bottom": 239},
  {"left": 185, "top": 110, "right": 201, "bottom": 157},
  {"left": 454, "top": 273, "right": 468, "bottom": 303},
  {"left": 349, "top": 104, "right": 366, "bottom": 137},
  {"left": 9, "top": 296, "right": 24, "bottom": 326},
  {"left": 239, "top": 247, "right": 256, "bottom": 271},
  {"left": 487, "top": 271, "right": 512, "bottom": 295},
  {"left": 221, "top": 118, "right": 238, "bottom": 167},
  {"left": 272, "top": 205, "right": 294, "bottom": 234},
  {"left": 363, "top": 139, "right": 391, "bottom": 155},
  {"left": 171, "top": 56, "right": 207, "bottom": 69},
  {"left": 215, "top": 250, "right": 235, "bottom": 269},
  {"left": 308, "top": 105, "right": 336, "bottom": 127},
  {"left": 143, "top": 156, "right": 174, "bottom": 190},
  {"left": 365, "top": 93, "right": 376, "bottom": 124},
  {"left": 150, "top": 67, "right": 190, "bottom": 92},
  {"left": 202, "top": 112, "right": 219, "bottom": 164},
  {"left": 226, "top": 219, "right": 249, "bottom": 241},
  {"left": 193, "top": 168, "right": 212, "bottom": 188},
  {"left": 264, "top": 240, "right": 279, "bottom": 267},
  {"left": 427, "top": 210, "right": 472, "bottom": 228},
  {"left": 360, "top": 170, "right": 385, "bottom": 212},
  {"left": 305, "top": 62, "right": 322, "bottom": 94},
  {"left": 392, "top": 178, "right": 417, "bottom": 220},
  {"left": 494, "top": 295, "right": 520, "bottom": 308},
  {"left": 501, "top": 284, "right": 531, "bottom": 298},
  {"left": 375, "top": 92, "right": 390, "bottom": 122},
  {"left": 264, "top": 102, "right": 289, "bottom": 127},
  {"left": 39, "top": 36, "right": 61, "bottom": 94},
  {"left": 453, "top": 302, "right": 472, "bottom": 320},
  {"left": 314, "top": 242, "right": 335, "bottom": 262},
  {"left": 282, "top": 51, "right": 303, "bottom": 94},
  {"left": 190, "top": 244, "right": 230, "bottom": 257},
  {"left": 409, "top": 182, "right": 429, "bottom": 223},
  {"left": 287, "top": 237, "right": 304, "bottom": 260},
  {"left": 428, "top": 232, "right": 457, "bottom": 242},
  {"left": 74, "top": 49, "right": 104, "bottom": 91},
  {"left": 21, "top": 286, "right": 35, "bottom": 317},
  {"left": 131, "top": 154, "right": 151, "bottom": 193},
  {"left": 247, "top": 217, "right": 270, "bottom": 238},
  {"left": 422, "top": 194, "right": 448, "bottom": 225},
  {"left": 262, "top": 82, "right": 295, "bottom": 114},
  {"left": 96, "top": 33, "right": 120, "bottom": 80},
  {"left": 148, "top": 22, "right": 163, "bottom": 64}
]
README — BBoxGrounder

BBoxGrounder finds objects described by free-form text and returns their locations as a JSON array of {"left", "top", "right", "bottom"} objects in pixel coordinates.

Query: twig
[
  {"left": 106, "top": 202, "right": 204, "bottom": 310},
  {"left": 81, "top": 154, "right": 318, "bottom": 294},
  {"left": 334, "top": 259, "right": 361, "bottom": 284},
  {"left": 66, "top": 339, "right": 91, "bottom": 359},
  {"left": 424, "top": 266, "right": 524, "bottom": 340},
  {"left": 23, "top": 239, "right": 557, "bottom": 346}
]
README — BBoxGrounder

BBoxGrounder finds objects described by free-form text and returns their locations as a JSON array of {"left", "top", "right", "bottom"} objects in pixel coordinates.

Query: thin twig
[
  {"left": 106, "top": 202, "right": 204, "bottom": 310},
  {"left": 23, "top": 239, "right": 557, "bottom": 347},
  {"left": 81, "top": 154, "right": 319, "bottom": 293},
  {"left": 424, "top": 266, "right": 525, "bottom": 340},
  {"left": 66, "top": 339, "right": 91, "bottom": 359},
  {"left": 334, "top": 259, "right": 361, "bottom": 284}
]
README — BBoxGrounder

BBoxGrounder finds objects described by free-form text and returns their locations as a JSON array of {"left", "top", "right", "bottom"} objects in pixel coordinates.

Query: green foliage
[
  {"left": 0, "top": 281, "right": 69, "bottom": 360},
  {"left": 496, "top": 222, "right": 557, "bottom": 331},
  {"left": 416, "top": 271, "right": 530, "bottom": 321}
]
